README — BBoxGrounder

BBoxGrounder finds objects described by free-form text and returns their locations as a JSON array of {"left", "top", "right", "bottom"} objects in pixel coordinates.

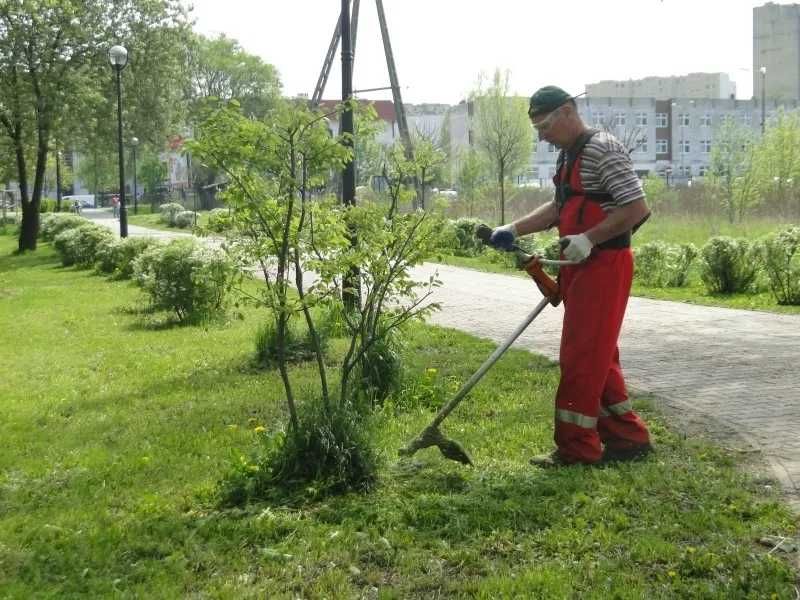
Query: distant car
[
  {"left": 63, "top": 194, "right": 96, "bottom": 208},
  {"left": 439, "top": 189, "right": 458, "bottom": 199}
]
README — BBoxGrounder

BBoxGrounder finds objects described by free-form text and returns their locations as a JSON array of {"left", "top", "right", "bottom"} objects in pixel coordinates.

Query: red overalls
[{"left": 552, "top": 151, "right": 650, "bottom": 464}]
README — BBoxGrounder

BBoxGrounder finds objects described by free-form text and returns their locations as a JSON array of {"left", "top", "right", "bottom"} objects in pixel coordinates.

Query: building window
[
  {"left": 700, "top": 140, "right": 711, "bottom": 153},
  {"left": 679, "top": 113, "right": 690, "bottom": 127},
  {"left": 679, "top": 165, "right": 692, "bottom": 177},
  {"left": 614, "top": 112, "right": 626, "bottom": 127},
  {"left": 656, "top": 113, "right": 668, "bottom": 128},
  {"left": 636, "top": 137, "right": 648, "bottom": 153},
  {"left": 656, "top": 139, "right": 668, "bottom": 154},
  {"left": 635, "top": 112, "right": 648, "bottom": 126},
  {"left": 742, "top": 113, "right": 752, "bottom": 125},
  {"left": 547, "top": 143, "right": 558, "bottom": 153},
  {"left": 593, "top": 112, "right": 605, "bottom": 126},
  {"left": 700, "top": 113, "right": 712, "bottom": 127},
  {"left": 698, "top": 165, "right": 710, "bottom": 177},
  {"left": 680, "top": 140, "right": 691, "bottom": 154}
]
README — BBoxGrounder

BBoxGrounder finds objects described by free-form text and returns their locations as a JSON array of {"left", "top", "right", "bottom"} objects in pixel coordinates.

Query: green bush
[
  {"left": 39, "top": 213, "right": 86, "bottom": 241},
  {"left": 699, "top": 237, "right": 760, "bottom": 294},
  {"left": 635, "top": 242, "right": 698, "bottom": 288},
  {"left": 759, "top": 227, "right": 800, "bottom": 305},
  {"left": 207, "top": 208, "right": 231, "bottom": 233},
  {"left": 351, "top": 329, "right": 404, "bottom": 407},
  {"left": 132, "top": 239, "right": 236, "bottom": 322},
  {"left": 217, "top": 398, "right": 377, "bottom": 506},
  {"left": 95, "top": 236, "right": 162, "bottom": 279},
  {"left": 158, "top": 202, "right": 184, "bottom": 226},
  {"left": 53, "top": 223, "right": 114, "bottom": 267},
  {"left": 444, "top": 218, "right": 485, "bottom": 257},
  {"left": 174, "top": 210, "right": 197, "bottom": 229}
]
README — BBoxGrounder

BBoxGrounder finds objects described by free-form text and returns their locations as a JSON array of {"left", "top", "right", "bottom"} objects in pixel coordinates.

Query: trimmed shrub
[
  {"left": 95, "top": 236, "right": 162, "bottom": 279},
  {"left": 40, "top": 213, "right": 86, "bottom": 241},
  {"left": 132, "top": 239, "right": 235, "bottom": 322},
  {"left": 53, "top": 223, "right": 114, "bottom": 267},
  {"left": 217, "top": 398, "right": 377, "bottom": 506},
  {"left": 760, "top": 227, "right": 800, "bottom": 305},
  {"left": 634, "top": 242, "right": 697, "bottom": 288},
  {"left": 159, "top": 202, "right": 184, "bottom": 226},
  {"left": 207, "top": 208, "right": 231, "bottom": 233},
  {"left": 699, "top": 236, "right": 760, "bottom": 294},
  {"left": 174, "top": 210, "right": 197, "bottom": 229}
]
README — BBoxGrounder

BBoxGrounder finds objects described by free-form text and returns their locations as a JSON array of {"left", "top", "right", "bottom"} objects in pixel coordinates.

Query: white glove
[{"left": 560, "top": 233, "right": 593, "bottom": 262}]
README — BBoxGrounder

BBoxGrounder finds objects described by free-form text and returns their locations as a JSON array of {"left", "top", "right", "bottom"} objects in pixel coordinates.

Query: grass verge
[{"left": 0, "top": 232, "right": 797, "bottom": 598}]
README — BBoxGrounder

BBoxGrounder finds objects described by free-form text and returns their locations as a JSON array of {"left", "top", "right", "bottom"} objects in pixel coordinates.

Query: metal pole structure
[
  {"left": 115, "top": 67, "right": 128, "bottom": 238},
  {"left": 761, "top": 66, "right": 767, "bottom": 135},
  {"left": 341, "top": 0, "right": 355, "bottom": 208},
  {"left": 55, "top": 149, "right": 62, "bottom": 212},
  {"left": 375, "top": 0, "right": 418, "bottom": 207},
  {"left": 340, "top": 0, "right": 359, "bottom": 310}
]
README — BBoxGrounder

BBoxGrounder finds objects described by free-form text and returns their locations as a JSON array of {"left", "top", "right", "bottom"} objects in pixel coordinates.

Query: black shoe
[{"left": 602, "top": 443, "right": 654, "bottom": 463}]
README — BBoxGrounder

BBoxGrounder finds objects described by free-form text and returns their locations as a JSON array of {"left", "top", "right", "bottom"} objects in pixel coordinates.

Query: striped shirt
[{"left": 563, "top": 130, "right": 645, "bottom": 210}]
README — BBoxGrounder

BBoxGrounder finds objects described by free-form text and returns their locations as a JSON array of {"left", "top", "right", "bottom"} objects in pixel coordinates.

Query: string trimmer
[{"left": 398, "top": 225, "right": 577, "bottom": 465}]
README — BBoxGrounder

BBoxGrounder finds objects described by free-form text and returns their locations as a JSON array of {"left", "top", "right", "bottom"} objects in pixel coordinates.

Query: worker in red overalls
[{"left": 490, "top": 86, "right": 652, "bottom": 466}]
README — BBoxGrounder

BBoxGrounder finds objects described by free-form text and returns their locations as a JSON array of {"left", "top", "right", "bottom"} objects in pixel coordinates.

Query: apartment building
[
  {"left": 586, "top": 73, "right": 736, "bottom": 101},
  {"left": 754, "top": 3, "right": 800, "bottom": 101}
]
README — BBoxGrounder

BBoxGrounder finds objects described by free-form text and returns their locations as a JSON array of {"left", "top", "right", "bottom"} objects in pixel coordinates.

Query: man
[{"left": 490, "top": 85, "right": 652, "bottom": 466}]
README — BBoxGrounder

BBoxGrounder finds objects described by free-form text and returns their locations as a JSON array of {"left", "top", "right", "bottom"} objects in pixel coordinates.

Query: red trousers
[{"left": 554, "top": 249, "right": 650, "bottom": 463}]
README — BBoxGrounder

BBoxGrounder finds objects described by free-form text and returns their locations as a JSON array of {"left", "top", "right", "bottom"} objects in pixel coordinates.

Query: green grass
[
  {"left": 1, "top": 232, "right": 797, "bottom": 598},
  {"left": 434, "top": 215, "right": 800, "bottom": 315}
]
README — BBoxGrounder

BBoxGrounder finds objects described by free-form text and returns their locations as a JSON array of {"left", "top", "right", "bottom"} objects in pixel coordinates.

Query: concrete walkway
[{"left": 85, "top": 210, "right": 800, "bottom": 507}]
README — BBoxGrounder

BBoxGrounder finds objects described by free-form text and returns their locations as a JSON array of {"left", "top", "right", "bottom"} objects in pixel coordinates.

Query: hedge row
[{"left": 41, "top": 213, "right": 236, "bottom": 322}]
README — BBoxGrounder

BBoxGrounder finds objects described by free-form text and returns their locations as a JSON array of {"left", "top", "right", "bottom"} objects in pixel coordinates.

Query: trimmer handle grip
[{"left": 526, "top": 259, "right": 561, "bottom": 306}]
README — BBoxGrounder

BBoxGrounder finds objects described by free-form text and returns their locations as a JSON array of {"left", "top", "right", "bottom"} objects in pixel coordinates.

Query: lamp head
[{"left": 108, "top": 45, "right": 128, "bottom": 69}]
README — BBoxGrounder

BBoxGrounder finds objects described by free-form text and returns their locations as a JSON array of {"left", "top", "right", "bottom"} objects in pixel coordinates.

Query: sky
[{"left": 187, "top": 0, "right": 777, "bottom": 105}]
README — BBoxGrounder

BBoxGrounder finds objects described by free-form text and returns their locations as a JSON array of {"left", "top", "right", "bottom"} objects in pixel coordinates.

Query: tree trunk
[
  {"left": 14, "top": 128, "right": 35, "bottom": 251},
  {"left": 498, "top": 164, "right": 506, "bottom": 225}
]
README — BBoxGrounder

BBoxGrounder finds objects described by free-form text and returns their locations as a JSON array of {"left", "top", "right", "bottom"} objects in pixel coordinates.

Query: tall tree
[
  {"left": 472, "top": 69, "right": 532, "bottom": 225},
  {"left": 0, "top": 0, "right": 189, "bottom": 252},
  {"left": 456, "top": 148, "right": 486, "bottom": 218},
  {"left": 185, "top": 33, "right": 281, "bottom": 120}
]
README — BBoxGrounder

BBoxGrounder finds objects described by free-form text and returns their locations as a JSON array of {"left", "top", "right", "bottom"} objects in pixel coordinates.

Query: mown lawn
[
  {"left": 0, "top": 232, "right": 798, "bottom": 598},
  {"left": 434, "top": 215, "right": 800, "bottom": 315}
]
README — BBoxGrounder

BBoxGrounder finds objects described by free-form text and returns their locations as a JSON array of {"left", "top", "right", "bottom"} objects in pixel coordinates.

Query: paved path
[{"left": 85, "top": 210, "right": 800, "bottom": 507}]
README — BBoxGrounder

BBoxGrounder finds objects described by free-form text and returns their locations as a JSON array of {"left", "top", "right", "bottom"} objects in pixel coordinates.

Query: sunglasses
[{"left": 530, "top": 107, "right": 562, "bottom": 132}]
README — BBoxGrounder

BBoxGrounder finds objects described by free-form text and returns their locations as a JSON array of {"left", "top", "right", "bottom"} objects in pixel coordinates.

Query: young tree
[
  {"left": 708, "top": 117, "right": 760, "bottom": 223},
  {"left": 190, "top": 100, "right": 442, "bottom": 442},
  {"left": 472, "top": 69, "right": 533, "bottom": 225},
  {"left": 752, "top": 110, "right": 800, "bottom": 218},
  {"left": 0, "top": 0, "right": 189, "bottom": 252}
]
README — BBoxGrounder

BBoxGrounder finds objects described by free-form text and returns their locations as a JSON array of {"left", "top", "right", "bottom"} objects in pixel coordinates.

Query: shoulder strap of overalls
[{"left": 555, "top": 128, "right": 600, "bottom": 210}]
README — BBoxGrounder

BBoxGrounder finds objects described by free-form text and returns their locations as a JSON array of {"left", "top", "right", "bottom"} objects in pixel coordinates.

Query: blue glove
[{"left": 489, "top": 223, "right": 517, "bottom": 251}]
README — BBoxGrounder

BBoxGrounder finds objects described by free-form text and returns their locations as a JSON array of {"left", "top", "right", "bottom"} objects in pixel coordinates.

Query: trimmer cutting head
[{"left": 398, "top": 425, "right": 473, "bottom": 466}]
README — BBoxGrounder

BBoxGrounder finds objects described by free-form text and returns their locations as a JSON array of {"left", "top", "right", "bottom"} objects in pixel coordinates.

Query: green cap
[{"left": 528, "top": 86, "right": 573, "bottom": 118}]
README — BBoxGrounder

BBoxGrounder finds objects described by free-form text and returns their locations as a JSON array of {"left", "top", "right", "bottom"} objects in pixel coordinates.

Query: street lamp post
[
  {"left": 131, "top": 136, "right": 139, "bottom": 215},
  {"left": 55, "top": 149, "right": 62, "bottom": 212},
  {"left": 760, "top": 66, "right": 767, "bottom": 135},
  {"left": 109, "top": 44, "right": 129, "bottom": 238}
]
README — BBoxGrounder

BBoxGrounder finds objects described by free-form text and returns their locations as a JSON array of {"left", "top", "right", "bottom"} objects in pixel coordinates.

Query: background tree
[
  {"left": 472, "top": 69, "right": 532, "bottom": 225},
  {"left": 411, "top": 135, "right": 446, "bottom": 209},
  {"left": 752, "top": 110, "right": 800, "bottom": 218},
  {"left": 0, "top": 0, "right": 189, "bottom": 252},
  {"left": 708, "top": 117, "right": 760, "bottom": 223},
  {"left": 456, "top": 148, "right": 486, "bottom": 218}
]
